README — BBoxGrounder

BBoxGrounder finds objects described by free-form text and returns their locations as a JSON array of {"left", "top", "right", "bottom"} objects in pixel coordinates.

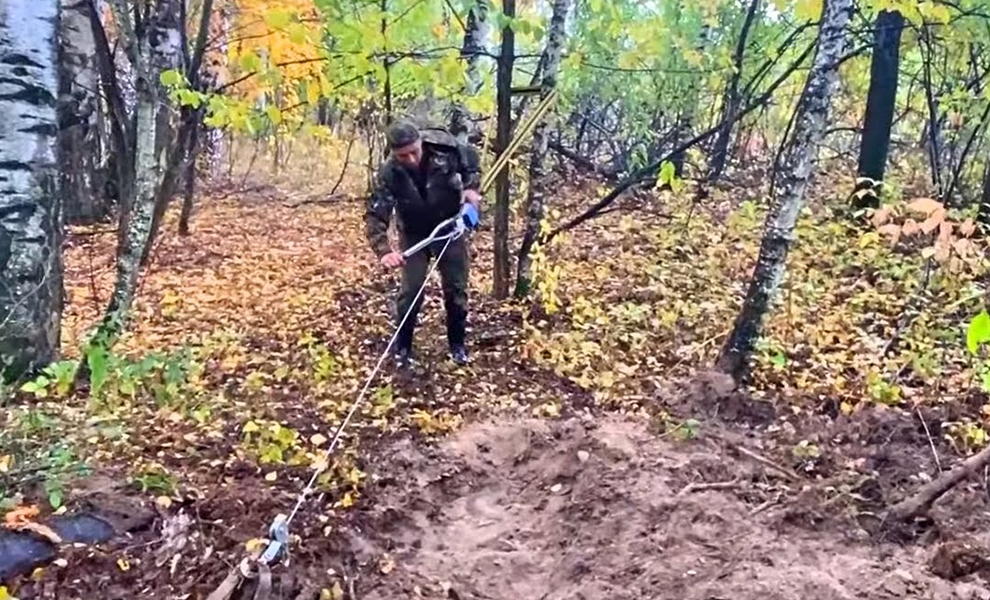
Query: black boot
[
  {"left": 394, "top": 341, "right": 414, "bottom": 367},
  {"left": 450, "top": 344, "right": 469, "bottom": 366}
]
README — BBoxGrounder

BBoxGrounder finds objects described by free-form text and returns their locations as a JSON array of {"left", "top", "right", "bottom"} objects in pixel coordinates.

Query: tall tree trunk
[
  {"left": 99, "top": 0, "right": 181, "bottom": 343},
  {"left": 978, "top": 157, "right": 990, "bottom": 231},
  {"left": 140, "top": 0, "right": 185, "bottom": 265},
  {"left": 921, "top": 29, "right": 946, "bottom": 199},
  {"left": 515, "top": 0, "right": 572, "bottom": 298},
  {"left": 0, "top": 0, "right": 62, "bottom": 382},
  {"left": 716, "top": 0, "right": 853, "bottom": 381},
  {"left": 852, "top": 9, "right": 904, "bottom": 209},
  {"left": 492, "top": 0, "right": 515, "bottom": 300},
  {"left": 450, "top": 0, "right": 489, "bottom": 143},
  {"left": 59, "top": 0, "right": 107, "bottom": 224},
  {"left": 89, "top": 0, "right": 133, "bottom": 217},
  {"left": 708, "top": 0, "right": 761, "bottom": 183}
]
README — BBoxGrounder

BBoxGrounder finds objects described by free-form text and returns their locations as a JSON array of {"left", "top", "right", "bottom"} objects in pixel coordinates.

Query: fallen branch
[
  {"left": 677, "top": 478, "right": 741, "bottom": 497},
  {"left": 887, "top": 443, "right": 990, "bottom": 522},
  {"left": 545, "top": 40, "right": 817, "bottom": 242},
  {"left": 734, "top": 445, "right": 801, "bottom": 483}
]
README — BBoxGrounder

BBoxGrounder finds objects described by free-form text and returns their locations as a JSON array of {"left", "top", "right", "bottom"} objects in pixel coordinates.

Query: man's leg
[
  {"left": 396, "top": 248, "right": 429, "bottom": 358},
  {"left": 438, "top": 237, "right": 470, "bottom": 362}
]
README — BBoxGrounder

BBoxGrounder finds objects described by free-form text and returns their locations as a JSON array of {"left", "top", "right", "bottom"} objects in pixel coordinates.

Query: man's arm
[
  {"left": 365, "top": 167, "right": 396, "bottom": 259},
  {"left": 458, "top": 143, "right": 482, "bottom": 206}
]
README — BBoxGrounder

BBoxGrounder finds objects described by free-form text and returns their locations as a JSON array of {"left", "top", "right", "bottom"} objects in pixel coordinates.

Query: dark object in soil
[
  {"left": 0, "top": 513, "right": 124, "bottom": 582},
  {"left": 48, "top": 514, "right": 116, "bottom": 544},
  {"left": 0, "top": 530, "right": 57, "bottom": 580},
  {"left": 930, "top": 539, "right": 990, "bottom": 581}
]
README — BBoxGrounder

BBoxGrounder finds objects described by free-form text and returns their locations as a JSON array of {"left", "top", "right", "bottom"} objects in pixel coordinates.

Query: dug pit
[{"left": 338, "top": 415, "right": 989, "bottom": 600}]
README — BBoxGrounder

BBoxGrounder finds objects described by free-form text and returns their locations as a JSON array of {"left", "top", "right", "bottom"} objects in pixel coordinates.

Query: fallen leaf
[
  {"left": 907, "top": 197, "right": 942, "bottom": 216},
  {"left": 4, "top": 505, "right": 40, "bottom": 528},
  {"left": 117, "top": 557, "right": 131, "bottom": 572},
  {"left": 379, "top": 553, "right": 395, "bottom": 574}
]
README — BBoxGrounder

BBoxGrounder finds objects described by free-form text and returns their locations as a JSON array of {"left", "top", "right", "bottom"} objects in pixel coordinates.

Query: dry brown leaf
[
  {"left": 938, "top": 220, "right": 953, "bottom": 243},
  {"left": 907, "top": 197, "right": 942, "bottom": 216},
  {"left": 960, "top": 219, "right": 976, "bottom": 237},
  {"left": 4, "top": 505, "right": 40, "bottom": 528},
  {"left": 871, "top": 206, "right": 893, "bottom": 227},
  {"left": 17, "top": 522, "right": 63, "bottom": 545},
  {"left": 920, "top": 211, "right": 944, "bottom": 235},
  {"left": 902, "top": 219, "right": 920, "bottom": 235}
]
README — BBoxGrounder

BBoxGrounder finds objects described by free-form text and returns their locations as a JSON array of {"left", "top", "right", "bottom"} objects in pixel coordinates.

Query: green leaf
[
  {"left": 265, "top": 105, "right": 283, "bottom": 125},
  {"left": 287, "top": 22, "right": 309, "bottom": 44},
  {"left": 87, "top": 344, "right": 109, "bottom": 395},
  {"left": 265, "top": 8, "right": 292, "bottom": 29},
  {"left": 159, "top": 69, "right": 184, "bottom": 88},
  {"left": 967, "top": 310, "right": 990, "bottom": 355},
  {"left": 657, "top": 160, "right": 677, "bottom": 188},
  {"left": 240, "top": 51, "right": 262, "bottom": 73}
]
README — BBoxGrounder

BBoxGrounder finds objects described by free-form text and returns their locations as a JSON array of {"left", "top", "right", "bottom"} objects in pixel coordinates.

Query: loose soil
[{"left": 12, "top": 399, "right": 990, "bottom": 599}]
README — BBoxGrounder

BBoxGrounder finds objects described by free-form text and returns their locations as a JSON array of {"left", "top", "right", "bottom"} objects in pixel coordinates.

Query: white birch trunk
[
  {"left": 450, "top": 0, "right": 489, "bottom": 143},
  {"left": 99, "top": 0, "right": 181, "bottom": 340},
  {"left": 716, "top": 0, "right": 853, "bottom": 380},
  {"left": 514, "top": 0, "right": 572, "bottom": 298},
  {"left": 0, "top": 0, "right": 62, "bottom": 381}
]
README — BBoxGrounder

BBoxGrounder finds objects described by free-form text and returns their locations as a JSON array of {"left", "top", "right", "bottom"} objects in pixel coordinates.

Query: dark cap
[{"left": 386, "top": 120, "right": 420, "bottom": 149}]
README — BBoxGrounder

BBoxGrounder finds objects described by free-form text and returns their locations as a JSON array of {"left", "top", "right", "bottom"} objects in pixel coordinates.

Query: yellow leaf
[
  {"left": 310, "top": 433, "right": 328, "bottom": 446},
  {"left": 31, "top": 567, "right": 45, "bottom": 581},
  {"left": 243, "top": 420, "right": 260, "bottom": 434},
  {"left": 0, "top": 455, "right": 10, "bottom": 473},
  {"left": 245, "top": 538, "right": 266, "bottom": 554},
  {"left": 320, "top": 583, "right": 345, "bottom": 600},
  {"left": 306, "top": 81, "right": 320, "bottom": 105},
  {"left": 0, "top": 586, "right": 15, "bottom": 600},
  {"left": 155, "top": 496, "right": 173, "bottom": 510},
  {"left": 840, "top": 401, "right": 853, "bottom": 416},
  {"left": 117, "top": 557, "right": 130, "bottom": 572},
  {"left": 265, "top": 471, "right": 278, "bottom": 482},
  {"left": 795, "top": 0, "right": 823, "bottom": 21}
]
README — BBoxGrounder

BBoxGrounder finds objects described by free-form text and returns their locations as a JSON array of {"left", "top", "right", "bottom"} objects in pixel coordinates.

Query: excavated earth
[
  {"left": 7, "top": 379, "right": 990, "bottom": 599},
  {"left": 342, "top": 413, "right": 990, "bottom": 600}
]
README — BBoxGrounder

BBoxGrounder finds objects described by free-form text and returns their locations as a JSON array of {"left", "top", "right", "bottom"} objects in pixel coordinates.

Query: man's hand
[
  {"left": 462, "top": 189, "right": 482, "bottom": 208},
  {"left": 380, "top": 251, "right": 405, "bottom": 269}
]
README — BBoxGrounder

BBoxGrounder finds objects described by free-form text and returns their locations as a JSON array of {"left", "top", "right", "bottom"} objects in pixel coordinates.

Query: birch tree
[
  {"left": 450, "top": 0, "right": 489, "bottom": 143},
  {"left": 0, "top": 0, "right": 61, "bottom": 382},
  {"left": 515, "top": 0, "right": 572, "bottom": 298},
  {"left": 716, "top": 0, "right": 853, "bottom": 380},
  {"left": 97, "top": 0, "right": 181, "bottom": 343}
]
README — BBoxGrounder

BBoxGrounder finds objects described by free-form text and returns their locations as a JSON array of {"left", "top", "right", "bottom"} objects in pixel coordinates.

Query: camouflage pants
[{"left": 396, "top": 235, "right": 469, "bottom": 350}]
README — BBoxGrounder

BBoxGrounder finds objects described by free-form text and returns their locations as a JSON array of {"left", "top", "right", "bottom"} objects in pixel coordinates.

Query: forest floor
[{"left": 3, "top": 146, "right": 990, "bottom": 598}]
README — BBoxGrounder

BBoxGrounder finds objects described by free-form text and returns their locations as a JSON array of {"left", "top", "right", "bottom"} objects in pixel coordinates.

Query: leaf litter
[{"left": 4, "top": 166, "right": 990, "bottom": 597}]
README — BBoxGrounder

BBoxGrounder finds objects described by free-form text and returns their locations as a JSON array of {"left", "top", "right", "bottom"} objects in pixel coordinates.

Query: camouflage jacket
[{"left": 365, "top": 127, "right": 481, "bottom": 258}]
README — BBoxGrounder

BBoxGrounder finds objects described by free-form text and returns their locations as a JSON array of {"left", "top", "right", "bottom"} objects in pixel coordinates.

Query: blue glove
[{"left": 460, "top": 203, "right": 480, "bottom": 230}]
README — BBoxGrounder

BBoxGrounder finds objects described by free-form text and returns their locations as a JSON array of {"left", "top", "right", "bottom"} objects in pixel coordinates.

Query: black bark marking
[
  {"left": 0, "top": 85, "right": 56, "bottom": 105},
  {"left": 1, "top": 54, "right": 44, "bottom": 68},
  {"left": 0, "top": 161, "right": 32, "bottom": 171},
  {"left": 20, "top": 123, "right": 57, "bottom": 136}
]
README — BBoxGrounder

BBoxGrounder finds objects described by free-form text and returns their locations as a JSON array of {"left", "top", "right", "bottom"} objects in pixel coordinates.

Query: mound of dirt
[{"left": 341, "top": 415, "right": 989, "bottom": 600}]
